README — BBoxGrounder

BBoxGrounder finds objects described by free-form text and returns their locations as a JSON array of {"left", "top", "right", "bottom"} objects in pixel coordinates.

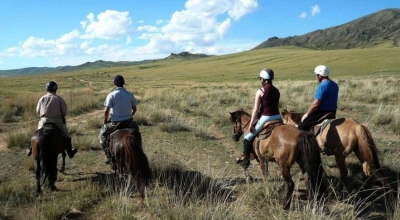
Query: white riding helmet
[
  {"left": 259, "top": 68, "right": 274, "bottom": 80},
  {"left": 314, "top": 65, "right": 329, "bottom": 77}
]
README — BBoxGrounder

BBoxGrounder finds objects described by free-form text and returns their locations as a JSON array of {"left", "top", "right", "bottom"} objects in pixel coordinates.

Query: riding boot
[
  {"left": 26, "top": 144, "right": 32, "bottom": 156},
  {"left": 65, "top": 138, "right": 78, "bottom": 158},
  {"left": 102, "top": 142, "right": 112, "bottom": 164},
  {"left": 239, "top": 139, "right": 252, "bottom": 169}
]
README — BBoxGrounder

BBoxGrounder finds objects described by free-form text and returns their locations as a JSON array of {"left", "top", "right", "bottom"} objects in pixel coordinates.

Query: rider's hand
[
  {"left": 249, "top": 125, "right": 255, "bottom": 133},
  {"left": 301, "top": 113, "right": 308, "bottom": 122}
]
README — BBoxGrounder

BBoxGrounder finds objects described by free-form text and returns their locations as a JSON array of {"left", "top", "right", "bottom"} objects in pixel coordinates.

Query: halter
[{"left": 232, "top": 114, "right": 251, "bottom": 140}]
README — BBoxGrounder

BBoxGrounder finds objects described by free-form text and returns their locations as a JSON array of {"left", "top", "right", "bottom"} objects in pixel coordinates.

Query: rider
[
  {"left": 239, "top": 68, "right": 282, "bottom": 169},
  {"left": 98, "top": 75, "right": 141, "bottom": 164},
  {"left": 298, "top": 65, "right": 339, "bottom": 131},
  {"left": 26, "top": 81, "right": 78, "bottom": 158}
]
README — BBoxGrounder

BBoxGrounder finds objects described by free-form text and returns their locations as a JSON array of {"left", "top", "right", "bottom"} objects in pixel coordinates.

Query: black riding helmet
[{"left": 46, "top": 81, "right": 58, "bottom": 92}]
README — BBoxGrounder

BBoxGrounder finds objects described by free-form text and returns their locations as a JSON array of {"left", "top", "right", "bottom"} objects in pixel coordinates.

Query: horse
[
  {"left": 281, "top": 109, "right": 388, "bottom": 187},
  {"left": 229, "top": 110, "right": 327, "bottom": 209},
  {"left": 108, "top": 128, "right": 152, "bottom": 204},
  {"left": 31, "top": 124, "right": 67, "bottom": 196}
]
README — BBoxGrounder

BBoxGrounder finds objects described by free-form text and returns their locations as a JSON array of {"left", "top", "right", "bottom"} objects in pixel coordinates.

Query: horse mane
[{"left": 230, "top": 109, "right": 251, "bottom": 121}]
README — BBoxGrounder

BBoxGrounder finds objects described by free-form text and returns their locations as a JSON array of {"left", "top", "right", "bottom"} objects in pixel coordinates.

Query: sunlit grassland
[{"left": 0, "top": 46, "right": 399, "bottom": 219}]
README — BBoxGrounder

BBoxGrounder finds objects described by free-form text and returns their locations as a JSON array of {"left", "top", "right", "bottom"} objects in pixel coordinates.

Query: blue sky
[{"left": 0, "top": 0, "right": 399, "bottom": 70}]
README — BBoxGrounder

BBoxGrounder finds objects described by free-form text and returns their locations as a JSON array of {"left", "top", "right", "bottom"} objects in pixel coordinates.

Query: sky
[{"left": 0, "top": 0, "right": 399, "bottom": 70}]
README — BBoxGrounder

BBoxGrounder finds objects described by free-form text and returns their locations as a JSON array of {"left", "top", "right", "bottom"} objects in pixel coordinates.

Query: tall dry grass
[{"left": 0, "top": 46, "right": 399, "bottom": 219}]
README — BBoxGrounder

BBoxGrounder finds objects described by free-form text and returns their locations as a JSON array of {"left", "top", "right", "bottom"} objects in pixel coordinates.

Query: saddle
[
  {"left": 308, "top": 112, "right": 336, "bottom": 136},
  {"left": 43, "top": 122, "right": 58, "bottom": 128},
  {"left": 256, "top": 120, "right": 284, "bottom": 140}
]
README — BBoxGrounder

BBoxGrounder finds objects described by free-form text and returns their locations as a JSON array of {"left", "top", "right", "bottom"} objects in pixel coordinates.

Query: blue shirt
[
  {"left": 315, "top": 80, "right": 339, "bottom": 111},
  {"left": 104, "top": 87, "right": 138, "bottom": 122}
]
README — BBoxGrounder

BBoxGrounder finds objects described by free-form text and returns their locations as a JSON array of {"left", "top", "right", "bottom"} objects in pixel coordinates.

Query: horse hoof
[
  {"left": 59, "top": 168, "right": 65, "bottom": 173},
  {"left": 49, "top": 186, "right": 58, "bottom": 192}
]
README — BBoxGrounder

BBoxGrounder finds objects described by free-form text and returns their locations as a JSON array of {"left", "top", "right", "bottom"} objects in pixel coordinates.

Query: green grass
[{"left": 0, "top": 46, "right": 399, "bottom": 219}]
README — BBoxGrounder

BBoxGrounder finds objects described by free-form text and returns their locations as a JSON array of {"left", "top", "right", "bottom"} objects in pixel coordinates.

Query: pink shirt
[{"left": 36, "top": 92, "right": 67, "bottom": 118}]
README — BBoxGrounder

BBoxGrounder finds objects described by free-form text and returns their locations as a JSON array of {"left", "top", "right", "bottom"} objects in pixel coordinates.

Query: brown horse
[
  {"left": 31, "top": 124, "right": 67, "bottom": 196},
  {"left": 229, "top": 110, "right": 327, "bottom": 209},
  {"left": 281, "top": 109, "right": 388, "bottom": 186},
  {"left": 108, "top": 128, "right": 152, "bottom": 204}
]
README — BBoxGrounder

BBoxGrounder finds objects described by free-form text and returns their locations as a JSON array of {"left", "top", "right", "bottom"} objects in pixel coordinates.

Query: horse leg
[
  {"left": 353, "top": 149, "right": 389, "bottom": 189},
  {"left": 296, "top": 159, "right": 311, "bottom": 199},
  {"left": 259, "top": 157, "right": 268, "bottom": 178},
  {"left": 59, "top": 152, "right": 66, "bottom": 173},
  {"left": 334, "top": 150, "right": 348, "bottom": 181},
  {"left": 34, "top": 159, "right": 41, "bottom": 196},
  {"left": 244, "top": 168, "right": 253, "bottom": 183},
  {"left": 48, "top": 156, "right": 58, "bottom": 192},
  {"left": 281, "top": 167, "right": 294, "bottom": 210},
  {"left": 137, "top": 177, "right": 147, "bottom": 206}
]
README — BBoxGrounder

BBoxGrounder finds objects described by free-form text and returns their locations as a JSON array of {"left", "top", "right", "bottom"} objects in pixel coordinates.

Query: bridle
[{"left": 232, "top": 114, "right": 251, "bottom": 141}]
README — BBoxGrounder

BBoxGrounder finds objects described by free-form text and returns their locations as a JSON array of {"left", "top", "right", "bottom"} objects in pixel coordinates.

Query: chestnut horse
[
  {"left": 229, "top": 110, "right": 327, "bottom": 209},
  {"left": 31, "top": 124, "right": 67, "bottom": 196},
  {"left": 109, "top": 128, "right": 152, "bottom": 203},
  {"left": 281, "top": 109, "right": 388, "bottom": 186}
]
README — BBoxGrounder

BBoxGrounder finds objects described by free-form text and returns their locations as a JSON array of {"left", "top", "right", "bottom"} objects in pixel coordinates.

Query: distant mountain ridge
[
  {"left": 253, "top": 8, "right": 400, "bottom": 50},
  {"left": 0, "top": 52, "right": 210, "bottom": 77}
]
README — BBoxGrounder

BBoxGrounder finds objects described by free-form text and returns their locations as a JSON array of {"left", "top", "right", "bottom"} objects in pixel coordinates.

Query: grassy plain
[{"left": 0, "top": 46, "right": 399, "bottom": 219}]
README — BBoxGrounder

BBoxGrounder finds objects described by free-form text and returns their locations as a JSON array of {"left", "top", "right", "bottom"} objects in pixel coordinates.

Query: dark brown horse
[
  {"left": 31, "top": 124, "right": 67, "bottom": 196},
  {"left": 281, "top": 109, "right": 388, "bottom": 186},
  {"left": 108, "top": 128, "right": 152, "bottom": 204},
  {"left": 229, "top": 110, "right": 327, "bottom": 209}
]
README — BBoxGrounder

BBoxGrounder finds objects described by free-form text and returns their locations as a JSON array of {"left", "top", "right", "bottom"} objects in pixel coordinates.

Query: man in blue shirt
[
  {"left": 298, "top": 65, "right": 339, "bottom": 131},
  {"left": 98, "top": 75, "right": 141, "bottom": 164}
]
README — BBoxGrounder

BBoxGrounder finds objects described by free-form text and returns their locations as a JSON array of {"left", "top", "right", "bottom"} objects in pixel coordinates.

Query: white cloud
[
  {"left": 57, "top": 30, "right": 80, "bottom": 43},
  {"left": 138, "top": 0, "right": 259, "bottom": 54},
  {"left": 126, "top": 36, "right": 132, "bottom": 44},
  {"left": 1, "top": 0, "right": 260, "bottom": 68},
  {"left": 156, "top": 19, "right": 164, "bottom": 25},
  {"left": 81, "top": 10, "right": 133, "bottom": 39},
  {"left": 299, "top": 12, "right": 307, "bottom": 18},
  {"left": 80, "top": 41, "right": 91, "bottom": 49},
  {"left": 136, "top": 25, "right": 159, "bottom": 32},
  {"left": 311, "top": 5, "right": 321, "bottom": 16},
  {"left": 228, "top": 0, "right": 259, "bottom": 20}
]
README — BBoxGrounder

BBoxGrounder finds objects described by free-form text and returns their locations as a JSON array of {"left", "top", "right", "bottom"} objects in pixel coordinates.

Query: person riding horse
[
  {"left": 298, "top": 65, "right": 339, "bottom": 131},
  {"left": 98, "top": 75, "right": 141, "bottom": 164},
  {"left": 26, "top": 81, "right": 77, "bottom": 158},
  {"left": 240, "top": 68, "right": 282, "bottom": 169}
]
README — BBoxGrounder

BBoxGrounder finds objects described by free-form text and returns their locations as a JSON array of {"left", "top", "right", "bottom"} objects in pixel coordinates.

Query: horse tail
[
  {"left": 297, "top": 131, "right": 327, "bottom": 195},
  {"left": 122, "top": 134, "right": 152, "bottom": 184},
  {"left": 355, "top": 124, "right": 381, "bottom": 175}
]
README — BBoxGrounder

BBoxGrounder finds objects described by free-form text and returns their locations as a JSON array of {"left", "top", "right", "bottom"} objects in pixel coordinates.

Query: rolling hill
[{"left": 253, "top": 8, "right": 400, "bottom": 50}]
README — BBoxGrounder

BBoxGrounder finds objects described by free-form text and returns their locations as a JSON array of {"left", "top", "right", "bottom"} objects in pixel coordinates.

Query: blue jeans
[{"left": 244, "top": 114, "right": 282, "bottom": 141}]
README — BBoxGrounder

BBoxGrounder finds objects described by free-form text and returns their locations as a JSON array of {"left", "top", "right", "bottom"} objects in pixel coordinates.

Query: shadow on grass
[
  {"left": 331, "top": 162, "right": 399, "bottom": 220},
  {"left": 151, "top": 164, "right": 237, "bottom": 203}
]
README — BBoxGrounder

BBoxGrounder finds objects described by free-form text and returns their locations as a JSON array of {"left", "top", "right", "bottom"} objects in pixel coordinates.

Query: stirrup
[{"left": 237, "top": 157, "right": 250, "bottom": 169}]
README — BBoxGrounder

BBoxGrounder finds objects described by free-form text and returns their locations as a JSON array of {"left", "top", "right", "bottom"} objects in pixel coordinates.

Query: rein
[{"left": 234, "top": 114, "right": 251, "bottom": 136}]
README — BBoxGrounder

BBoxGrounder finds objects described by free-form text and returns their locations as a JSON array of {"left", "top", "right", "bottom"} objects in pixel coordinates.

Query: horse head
[
  {"left": 229, "top": 110, "right": 250, "bottom": 142},
  {"left": 281, "top": 109, "right": 301, "bottom": 127}
]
